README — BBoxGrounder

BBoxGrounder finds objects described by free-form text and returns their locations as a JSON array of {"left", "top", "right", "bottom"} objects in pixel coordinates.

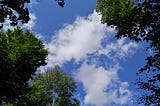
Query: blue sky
[{"left": 3, "top": 0, "right": 149, "bottom": 106}]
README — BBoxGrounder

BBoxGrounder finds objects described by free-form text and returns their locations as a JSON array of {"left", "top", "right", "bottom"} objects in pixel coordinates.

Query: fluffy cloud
[
  {"left": 2, "top": 17, "right": 16, "bottom": 31},
  {"left": 77, "top": 63, "right": 131, "bottom": 106},
  {"left": 98, "top": 38, "right": 138, "bottom": 61},
  {"left": 29, "top": 0, "right": 38, "bottom": 8},
  {"left": 47, "top": 11, "right": 137, "bottom": 67},
  {"left": 2, "top": 13, "right": 37, "bottom": 31},
  {"left": 47, "top": 11, "right": 110, "bottom": 66},
  {"left": 22, "top": 13, "right": 37, "bottom": 30},
  {"left": 46, "top": 11, "right": 138, "bottom": 106}
]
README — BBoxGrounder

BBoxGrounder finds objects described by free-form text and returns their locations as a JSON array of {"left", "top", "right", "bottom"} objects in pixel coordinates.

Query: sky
[{"left": 3, "top": 0, "right": 150, "bottom": 106}]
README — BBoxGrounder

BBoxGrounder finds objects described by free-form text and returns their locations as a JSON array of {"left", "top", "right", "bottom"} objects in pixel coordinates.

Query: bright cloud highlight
[
  {"left": 47, "top": 11, "right": 108, "bottom": 66},
  {"left": 2, "top": 13, "right": 37, "bottom": 31},
  {"left": 47, "top": 11, "right": 138, "bottom": 106},
  {"left": 22, "top": 13, "right": 37, "bottom": 30},
  {"left": 77, "top": 63, "right": 131, "bottom": 106}
]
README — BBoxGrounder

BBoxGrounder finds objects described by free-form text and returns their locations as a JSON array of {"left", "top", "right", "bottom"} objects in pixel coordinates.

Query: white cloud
[
  {"left": 77, "top": 63, "right": 131, "bottom": 106},
  {"left": 98, "top": 38, "right": 138, "bottom": 61},
  {"left": 47, "top": 11, "right": 137, "bottom": 67},
  {"left": 46, "top": 11, "right": 138, "bottom": 106},
  {"left": 22, "top": 13, "right": 37, "bottom": 30},
  {"left": 2, "top": 18, "right": 15, "bottom": 32},
  {"left": 29, "top": 0, "right": 38, "bottom": 8},
  {"left": 47, "top": 11, "right": 111, "bottom": 66},
  {"left": 2, "top": 13, "right": 37, "bottom": 31}
]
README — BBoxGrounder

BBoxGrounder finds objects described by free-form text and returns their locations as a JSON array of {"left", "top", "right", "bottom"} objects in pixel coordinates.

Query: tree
[
  {"left": 96, "top": 0, "right": 160, "bottom": 44},
  {"left": 21, "top": 66, "right": 80, "bottom": 106},
  {"left": 96, "top": 0, "right": 160, "bottom": 105},
  {"left": 18, "top": 77, "right": 52, "bottom": 106},
  {"left": 0, "top": 27, "right": 48, "bottom": 104},
  {"left": 0, "top": 0, "right": 30, "bottom": 28},
  {"left": 56, "top": 0, "right": 65, "bottom": 7},
  {"left": 0, "top": 0, "right": 65, "bottom": 28}
]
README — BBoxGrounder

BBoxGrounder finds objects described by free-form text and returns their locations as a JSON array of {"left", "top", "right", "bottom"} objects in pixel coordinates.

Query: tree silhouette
[
  {"left": 20, "top": 66, "right": 80, "bottom": 106},
  {"left": 0, "top": 0, "right": 30, "bottom": 28},
  {"left": 96, "top": 0, "right": 160, "bottom": 105},
  {"left": 0, "top": 27, "right": 48, "bottom": 104},
  {"left": 0, "top": 0, "right": 66, "bottom": 28}
]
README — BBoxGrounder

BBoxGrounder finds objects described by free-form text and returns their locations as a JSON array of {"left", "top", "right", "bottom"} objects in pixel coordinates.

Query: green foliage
[
  {"left": 1, "top": 102, "right": 14, "bottom": 106},
  {"left": 22, "top": 66, "right": 80, "bottom": 106},
  {"left": 96, "top": 0, "right": 160, "bottom": 105},
  {"left": 0, "top": 0, "right": 66, "bottom": 28},
  {"left": 96, "top": 0, "right": 134, "bottom": 25},
  {"left": 0, "top": 27, "right": 48, "bottom": 104},
  {"left": 96, "top": 0, "right": 160, "bottom": 43},
  {"left": 19, "top": 79, "right": 52, "bottom": 106}
]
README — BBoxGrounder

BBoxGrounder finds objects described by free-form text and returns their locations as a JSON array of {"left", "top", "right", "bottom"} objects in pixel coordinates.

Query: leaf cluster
[
  {"left": 56, "top": 0, "right": 65, "bottom": 7},
  {"left": 96, "top": 0, "right": 160, "bottom": 44},
  {"left": 96, "top": 0, "right": 160, "bottom": 105},
  {"left": 0, "top": 27, "right": 48, "bottom": 104},
  {"left": 136, "top": 51, "right": 160, "bottom": 105},
  {"left": 0, "top": 0, "right": 30, "bottom": 28},
  {"left": 21, "top": 66, "right": 80, "bottom": 106}
]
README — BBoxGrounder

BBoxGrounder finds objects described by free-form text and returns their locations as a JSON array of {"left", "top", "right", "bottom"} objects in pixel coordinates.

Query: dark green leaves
[
  {"left": 0, "top": 0, "right": 30, "bottom": 28},
  {"left": 57, "top": 0, "right": 65, "bottom": 7},
  {"left": 24, "top": 66, "right": 80, "bottom": 106},
  {"left": 0, "top": 0, "right": 66, "bottom": 28},
  {"left": 96, "top": 0, "right": 160, "bottom": 105},
  {"left": 96, "top": 0, "right": 134, "bottom": 25},
  {"left": 0, "top": 27, "right": 48, "bottom": 104}
]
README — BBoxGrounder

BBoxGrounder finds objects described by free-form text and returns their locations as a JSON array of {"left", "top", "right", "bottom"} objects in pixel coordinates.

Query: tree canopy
[
  {"left": 96, "top": 0, "right": 160, "bottom": 45},
  {"left": 0, "top": 0, "right": 65, "bottom": 28},
  {"left": 0, "top": 27, "right": 48, "bottom": 104},
  {"left": 96, "top": 0, "right": 160, "bottom": 105},
  {"left": 21, "top": 66, "right": 80, "bottom": 106}
]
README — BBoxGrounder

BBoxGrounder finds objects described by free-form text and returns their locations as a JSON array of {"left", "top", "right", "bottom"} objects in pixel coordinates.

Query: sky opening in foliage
[{"left": 3, "top": 0, "right": 149, "bottom": 106}]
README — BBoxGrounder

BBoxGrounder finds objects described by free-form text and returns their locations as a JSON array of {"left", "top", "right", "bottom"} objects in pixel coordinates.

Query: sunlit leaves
[
  {"left": 96, "top": 0, "right": 160, "bottom": 105},
  {"left": 96, "top": 0, "right": 134, "bottom": 25},
  {"left": 24, "top": 66, "right": 80, "bottom": 106},
  {"left": 0, "top": 27, "right": 48, "bottom": 104}
]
